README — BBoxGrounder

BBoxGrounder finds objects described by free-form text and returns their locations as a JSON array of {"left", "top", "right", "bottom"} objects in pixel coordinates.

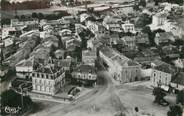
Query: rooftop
[
  {"left": 152, "top": 60, "right": 176, "bottom": 74},
  {"left": 100, "top": 46, "right": 119, "bottom": 59},
  {"left": 56, "top": 59, "right": 71, "bottom": 68},
  {"left": 73, "top": 65, "right": 96, "bottom": 74},
  {"left": 35, "top": 65, "right": 63, "bottom": 75},
  {"left": 82, "top": 50, "right": 96, "bottom": 57},
  {"left": 16, "top": 57, "right": 35, "bottom": 67},
  {"left": 121, "top": 36, "right": 136, "bottom": 42}
]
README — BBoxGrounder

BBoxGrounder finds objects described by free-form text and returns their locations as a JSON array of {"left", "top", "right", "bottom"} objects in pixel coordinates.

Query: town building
[
  {"left": 154, "top": 32, "right": 172, "bottom": 45},
  {"left": 10, "top": 18, "right": 39, "bottom": 27},
  {"left": 50, "top": 0, "right": 62, "bottom": 6},
  {"left": 121, "top": 20, "right": 135, "bottom": 33},
  {"left": 99, "top": 46, "right": 142, "bottom": 83},
  {"left": 82, "top": 49, "right": 97, "bottom": 66},
  {"left": 2, "top": 27, "right": 16, "bottom": 39},
  {"left": 86, "top": 21, "right": 109, "bottom": 37},
  {"left": 31, "top": 65, "right": 65, "bottom": 95},
  {"left": 134, "top": 49, "right": 161, "bottom": 64},
  {"left": 54, "top": 49, "right": 65, "bottom": 59},
  {"left": 59, "top": 29, "right": 73, "bottom": 37},
  {"left": 162, "top": 45, "right": 180, "bottom": 59},
  {"left": 15, "top": 57, "right": 36, "bottom": 79},
  {"left": 103, "top": 16, "right": 122, "bottom": 32},
  {"left": 41, "top": 19, "right": 72, "bottom": 31},
  {"left": 87, "top": 37, "right": 103, "bottom": 51},
  {"left": 61, "top": 33, "right": 81, "bottom": 50},
  {"left": 152, "top": 13, "right": 167, "bottom": 27},
  {"left": 109, "top": 32, "right": 120, "bottom": 45},
  {"left": 121, "top": 36, "right": 137, "bottom": 50},
  {"left": 55, "top": 59, "right": 72, "bottom": 71},
  {"left": 71, "top": 64, "right": 97, "bottom": 86},
  {"left": 135, "top": 32, "right": 150, "bottom": 45},
  {"left": 150, "top": 60, "right": 176, "bottom": 89},
  {"left": 3, "top": 36, "right": 14, "bottom": 48},
  {"left": 80, "top": 13, "right": 91, "bottom": 23},
  {"left": 173, "top": 58, "right": 184, "bottom": 69}
]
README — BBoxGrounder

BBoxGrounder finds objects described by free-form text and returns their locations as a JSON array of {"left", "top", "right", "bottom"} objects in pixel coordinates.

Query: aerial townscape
[{"left": 0, "top": 0, "right": 184, "bottom": 116}]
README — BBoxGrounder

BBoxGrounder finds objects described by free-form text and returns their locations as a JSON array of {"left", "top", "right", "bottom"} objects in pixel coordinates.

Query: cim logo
[{"left": 4, "top": 106, "right": 21, "bottom": 114}]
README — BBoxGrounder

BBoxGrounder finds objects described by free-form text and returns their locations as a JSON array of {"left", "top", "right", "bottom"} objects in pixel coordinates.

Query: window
[
  {"left": 42, "top": 74, "right": 44, "bottom": 78},
  {"left": 44, "top": 80, "right": 46, "bottom": 85},
  {"left": 34, "top": 79, "right": 37, "bottom": 83},
  {"left": 153, "top": 77, "right": 155, "bottom": 82}
]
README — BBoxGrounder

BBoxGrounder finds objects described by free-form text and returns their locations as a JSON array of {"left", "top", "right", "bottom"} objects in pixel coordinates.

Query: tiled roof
[
  {"left": 82, "top": 50, "right": 96, "bottom": 57},
  {"left": 152, "top": 60, "right": 176, "bottom": 74},
  {"left": 73, "top": 65, "right": 96, "bottom": 74},
  {"left": 16, "top": 57, "right": 35, "bottom": 67},
  {"left": 100, "top": 46, "right": 118, "bottom": 59}
]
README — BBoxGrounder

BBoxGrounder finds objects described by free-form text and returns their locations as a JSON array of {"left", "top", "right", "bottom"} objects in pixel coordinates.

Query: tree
[
  {"left": 1, "top": 18, "right": 11, "bottom": 26},
  {"left": 176, "top": 89, "right": 184, "bottom": 105},
  {"left": 133, "top": 4, "right": 140, "bottom": 11},
  {"left": 32, "top": 12, "right": 38, "bottom": 18},
  {"left": 142, "top": 26, "right": 156, "bottom": 46},
  {"left": 139, "top": 0, "right": 146, "bottom": 7},
  {"left": 167, "top": 105, "right": 183, "bottom": 116},
  {"left": 175, "top": 0, "right": 184, "bottom": 5},
  {"left": 152, "top": 87, "right": 168, "bottom": 105},
  {"left": 20, "top": 15, "right": 26, "bottom": 19},
  {"left": 135, "top": 14, "right": 152, "bottom": 28},
  {"left": 1, "top": 89, "right": 33, "bottom": 115},
  {"left": 154, "top": 0, "right": 160, "bottom": 5},
  {"left": 38, "top": 13, "right": 44, "bottom": 20}
]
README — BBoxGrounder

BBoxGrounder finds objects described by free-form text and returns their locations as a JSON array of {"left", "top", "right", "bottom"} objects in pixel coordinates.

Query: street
[
  {"left": 28, "top": 70, "right": 128, "bottom": 116},
  {"left": 28, "top": 71, "right": 176, "bottom": 116}
]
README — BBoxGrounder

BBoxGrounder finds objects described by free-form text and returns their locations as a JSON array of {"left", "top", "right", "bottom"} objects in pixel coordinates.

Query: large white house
[
  {"left": 150, "top": 60, "right": 176, "bottom": 89},
  {"left": 121, "top": 20, "right": 135, "bottom": 33},
  {"left": 31, "top": 65, "right": 65, "bottom": 95}
]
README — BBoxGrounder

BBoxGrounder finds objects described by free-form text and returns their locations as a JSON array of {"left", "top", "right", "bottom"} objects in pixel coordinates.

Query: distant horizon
[{"left": 2, "top": 0, "right": 47, "bottom": 3}]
